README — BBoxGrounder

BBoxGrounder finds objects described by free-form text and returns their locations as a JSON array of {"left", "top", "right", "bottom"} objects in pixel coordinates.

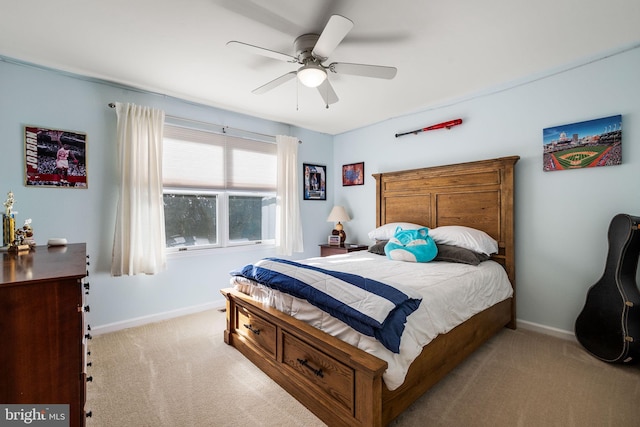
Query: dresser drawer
[
  {"left": 282, "top": 331, "right": 354, "bottom": 413},
  {"left": 235, "top": 304, "right": 277, "bottom": 358}
]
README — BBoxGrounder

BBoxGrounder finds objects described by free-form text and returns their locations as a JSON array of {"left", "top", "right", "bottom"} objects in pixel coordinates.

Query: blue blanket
[{"left": 230, "top": 257, "right": 422, "bottom": 353}]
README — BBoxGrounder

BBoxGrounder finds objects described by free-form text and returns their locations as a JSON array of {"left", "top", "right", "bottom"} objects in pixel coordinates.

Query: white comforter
[{"left": 230, "top": 251, "right": 513, "bottom": 390}]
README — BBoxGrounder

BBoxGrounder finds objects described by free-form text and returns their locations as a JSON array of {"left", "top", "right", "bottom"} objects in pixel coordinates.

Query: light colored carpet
[{"left": 86, "top": 309, "right": 640, "bottom": 426}]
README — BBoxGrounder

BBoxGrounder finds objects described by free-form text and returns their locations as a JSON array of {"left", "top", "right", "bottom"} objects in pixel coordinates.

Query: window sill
[{"left": 166, "top": 242, "right": 276, "bottom": 258}]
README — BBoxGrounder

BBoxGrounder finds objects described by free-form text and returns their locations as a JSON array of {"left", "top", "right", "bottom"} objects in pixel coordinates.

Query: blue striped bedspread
[{"left": 230, "top": 257, "right": 422, "bottom": 353}]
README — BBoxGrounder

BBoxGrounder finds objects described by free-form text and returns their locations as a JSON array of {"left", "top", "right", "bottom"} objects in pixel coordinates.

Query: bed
[{"left": 221, "top": 156, "right": 519, "bottom": 426}]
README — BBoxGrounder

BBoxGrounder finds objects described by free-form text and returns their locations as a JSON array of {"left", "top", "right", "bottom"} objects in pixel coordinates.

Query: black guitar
[{"left": 575, "top": 213, "right": 640, "bottom": 363}]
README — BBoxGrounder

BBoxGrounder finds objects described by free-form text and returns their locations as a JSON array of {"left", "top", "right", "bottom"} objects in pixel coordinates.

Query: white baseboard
[
  {"left": 91, "top": 301, "right": 577, "bottom": 343},
  {"left": 90, "top": 298, "right": 227, "bottom": 336},
  {"left": 517, "top": 318, "right": 577, "bottom": 342}
]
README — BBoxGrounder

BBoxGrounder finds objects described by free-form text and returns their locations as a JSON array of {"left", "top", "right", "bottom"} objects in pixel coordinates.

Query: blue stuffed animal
[{"left": 384, "top": 226, "right": 437, "bottom": 263}]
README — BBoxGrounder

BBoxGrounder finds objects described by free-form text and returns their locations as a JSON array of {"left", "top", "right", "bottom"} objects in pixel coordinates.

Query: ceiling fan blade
[
  {"left": 252, "top": 71, "right": 297, "bottom": 95},
  {"left": 329, "top": 62, "right": 397, "bottom": 79},
  {"left": 219, "top": 0, "right": 303, "bottom": 37},
  {"left": 227, "top": 41, "right": 297, "bottom": 63},
  {"left": 311, "top": 15, "right": 354, "bottom": 61},
  {"left": 316, "top": 79, "right": 339, "bottom": 106}
]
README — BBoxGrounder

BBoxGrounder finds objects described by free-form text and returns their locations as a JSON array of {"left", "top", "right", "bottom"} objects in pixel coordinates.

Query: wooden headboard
[{"left": 372, "top": 156, "right": 519, "bottom": 324}]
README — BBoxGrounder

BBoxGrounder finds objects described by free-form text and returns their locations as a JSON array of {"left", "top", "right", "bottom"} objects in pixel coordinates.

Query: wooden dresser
[{"left": 0, "top": 243, "right": 88, "bottom": 427}]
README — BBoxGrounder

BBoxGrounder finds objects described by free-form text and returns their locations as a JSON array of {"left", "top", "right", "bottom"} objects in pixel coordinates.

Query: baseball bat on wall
[{"left": 395, "top": 118, "right": 463, "bottom": 138}]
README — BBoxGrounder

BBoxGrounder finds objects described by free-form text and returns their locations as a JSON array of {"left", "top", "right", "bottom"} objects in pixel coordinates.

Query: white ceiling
[{"left": 2, "top": 1, "right": 639, "bottom": 135}]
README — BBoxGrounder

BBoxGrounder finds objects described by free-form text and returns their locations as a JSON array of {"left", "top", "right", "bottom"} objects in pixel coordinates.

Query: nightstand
[{"left": 319, "top": 243, "right": 369, "bottom": 257}]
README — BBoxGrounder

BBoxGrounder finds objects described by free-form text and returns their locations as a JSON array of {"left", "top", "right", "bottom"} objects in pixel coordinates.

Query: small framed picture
[
  {"left": 328, "top": 235, "right": 341, "bottom": 246},
  {"left": 342, "top": 162, "right": 364, "bottom": 186},
  {"left": 303, "top": 163, "right": 326, "bottom": 200}
]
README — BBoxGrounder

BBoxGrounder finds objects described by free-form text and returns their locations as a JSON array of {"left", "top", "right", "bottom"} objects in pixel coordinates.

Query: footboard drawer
[
  {"left": 235, "top": 304, "right": 277, "bottom": 358},
  {"left": 282, "top": 331, "right": 354, "bottom": 413}
]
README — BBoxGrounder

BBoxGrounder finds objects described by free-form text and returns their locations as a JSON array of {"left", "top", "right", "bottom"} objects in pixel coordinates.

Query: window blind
[{"left": 163, "top": 125, "right": 277, "bottom": 191}]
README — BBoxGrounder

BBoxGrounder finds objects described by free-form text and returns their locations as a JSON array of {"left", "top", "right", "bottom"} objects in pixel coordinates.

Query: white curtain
[
  {"left": 275, "top": 135, "right": 303, "bottom": 255},
  {"left": 111, "top": 102, "right": 166, "bottom": 276}
]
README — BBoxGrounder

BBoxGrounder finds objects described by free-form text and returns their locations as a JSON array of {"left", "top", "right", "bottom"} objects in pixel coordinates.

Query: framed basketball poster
[
  {"left": 303, "top": 163, "right": 326, "bottom": 200},
  {"left": 24, "top": 126, "right": 88, "bottom": 188}
]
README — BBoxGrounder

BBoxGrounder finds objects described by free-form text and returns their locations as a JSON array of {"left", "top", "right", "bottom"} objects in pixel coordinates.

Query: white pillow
[
  {"left": 368, "top": 222, "right": 425, "bottom": 241},
  {"left": 429, "top": 226, "right": 498, "bottom": 255}
]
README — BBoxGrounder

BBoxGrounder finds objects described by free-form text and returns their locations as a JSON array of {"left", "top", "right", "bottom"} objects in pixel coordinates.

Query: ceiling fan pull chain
[{"left": 325, "top": 82, "right": 329, "bottom": 109}]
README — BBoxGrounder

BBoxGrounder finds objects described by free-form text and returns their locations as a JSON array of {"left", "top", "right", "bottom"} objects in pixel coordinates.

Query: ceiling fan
[{"left": 227, "top": 15, "right": 397, "bottom": 107}]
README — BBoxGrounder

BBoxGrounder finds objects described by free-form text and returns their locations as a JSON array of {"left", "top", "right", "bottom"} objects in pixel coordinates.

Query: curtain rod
[{"left": 107, "top": 103, "right": 301, "bottom": 143}]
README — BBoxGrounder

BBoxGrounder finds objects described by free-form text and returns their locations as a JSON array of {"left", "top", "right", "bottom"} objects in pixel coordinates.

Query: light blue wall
[
  {"left": 0, "top": 58, "right": 333, "bottom": 330},
  {"left": 2, "top": 44, "right": 639, "bottom": 336},
  {"left": 332, "top": 45, "right": 640, "bottom": 335}
]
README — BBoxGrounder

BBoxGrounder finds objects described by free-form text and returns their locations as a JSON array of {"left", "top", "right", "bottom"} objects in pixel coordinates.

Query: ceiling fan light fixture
[{"left": 297, "top": 62, "right": 327, "bottom": 88}]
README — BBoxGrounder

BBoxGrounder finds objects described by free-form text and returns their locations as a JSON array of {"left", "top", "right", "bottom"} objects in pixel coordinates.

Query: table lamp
[{"left": 327, "top": 205, "right": 351, "bottom": 244}]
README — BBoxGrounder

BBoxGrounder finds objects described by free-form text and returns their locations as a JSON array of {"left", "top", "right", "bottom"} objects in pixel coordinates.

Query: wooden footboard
[{"left": 222, "top": 287, "right": 388, "bottom": 427}]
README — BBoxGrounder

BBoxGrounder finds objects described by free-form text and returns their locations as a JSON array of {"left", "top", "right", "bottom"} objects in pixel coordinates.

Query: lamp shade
[
  {"left": 298, "top": 62, "right": 327, "bottom": 88},
  {"left": 327, "top": 206, "right": 351, "bottom": 223}
]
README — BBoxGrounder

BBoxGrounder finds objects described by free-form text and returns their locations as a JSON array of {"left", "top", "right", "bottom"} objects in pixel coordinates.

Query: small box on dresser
[{"left": 0, "top": 243, "right": 88, "bottom": 427}]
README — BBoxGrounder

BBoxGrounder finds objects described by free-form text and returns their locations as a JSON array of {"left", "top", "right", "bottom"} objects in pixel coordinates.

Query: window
[
  {"left": 228, "top": 194, "right": 276, "bottom": 243},
  {"left": 164, "top": 192, "right": 217, "bottom": 247},
  {"left": 162, "top": 125, "right": 277, "bottom": 251}
]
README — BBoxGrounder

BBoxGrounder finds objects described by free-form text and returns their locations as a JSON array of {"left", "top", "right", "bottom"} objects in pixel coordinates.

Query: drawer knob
[
  {"left": 297, "top": 358, "right": 324, "bottom": 378},
  {"left": 243, "top": 323, "right": 260, "bottom": 335}
]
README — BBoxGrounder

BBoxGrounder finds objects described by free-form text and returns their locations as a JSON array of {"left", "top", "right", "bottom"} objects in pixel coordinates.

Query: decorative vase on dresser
[{"left": 0, "top": 243, "right": 89, "bottom": 427}]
